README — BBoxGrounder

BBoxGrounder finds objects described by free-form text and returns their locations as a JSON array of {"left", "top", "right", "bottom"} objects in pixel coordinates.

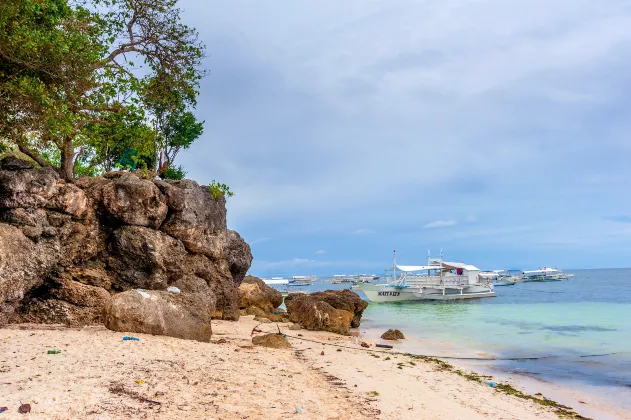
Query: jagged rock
[
  {"left": 109, "top": 226, "right": 187, "bottom": 290},
  {"left": 102, "top": 175, "right": 168, "bottom": 228},
  {"left": 381, "top": 329, "right": 405, "bottom": 340},
  {"left": 46, "top": 183, "right": 88, "bottom": 218},
  {"left": 0, "top": 155, "right": 35, "bottom": 170},
  {"left": 0, "top": 208, "right": 48, "bottom": 239},
  {"left": 252, "top": 333, "right": 291, "bottom": 349},
  {"left": 307, "top": 289, "right": 368, "bottom": 328},
  {"left": 284, "top": 293, "right": 355, "bottom": 336},
  {"left": 67, "top": 266, "right": 113, "bottom": 289},
  {"left": 16, "top": 277, "right": 110, "bottom": 325},
  {"left": 104, "top": 290, "right": 214, "bottom": 342},
  {"left": 186, "top": 253, "right": 241, "bottom": 320},
  {"left": 0, "top": 224, "right": 59, "bottom": 324},
  {"left": 0, "top": 164, "right": 58, "bottom": 208},
  {"left": 0, "top": 159, "right": 252, "bottom": 327},
  {"left": 157, "top": 179, "right": 227, "bottom": 256},
  {"left": 223, "top": 230, "right": 252, "bottom": 284},
  {"left": 238, "top": 276, "right": 283, "bottom": 313}
]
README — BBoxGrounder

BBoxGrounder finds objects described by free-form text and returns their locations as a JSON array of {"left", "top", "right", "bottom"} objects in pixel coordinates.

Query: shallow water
[{"left": 282, "top": 268, "right": 631, "bottom": 415}]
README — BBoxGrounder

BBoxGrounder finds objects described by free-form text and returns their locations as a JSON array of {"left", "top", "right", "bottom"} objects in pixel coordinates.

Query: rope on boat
[{"left": 253, "top": 326, "right": 625, "bottom": 361}]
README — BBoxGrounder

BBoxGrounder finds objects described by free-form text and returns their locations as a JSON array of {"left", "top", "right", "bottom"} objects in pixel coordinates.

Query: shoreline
[
  {"left": 0, "top": 317, "right": 613, "bottom": 419},
  {"left": 358, "top": 325, "right": 630, "bottom": 420}
]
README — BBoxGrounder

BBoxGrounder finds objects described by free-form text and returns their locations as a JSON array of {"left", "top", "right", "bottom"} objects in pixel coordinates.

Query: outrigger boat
[
  {"left": 358, "top": 251, "right": 495, "bottom": 302},
  {"left": 522, "top": 267, "right": 572, "bottom": 282},
  {"left": 289, "top": 275, "right": 318, "bottom": 285}
]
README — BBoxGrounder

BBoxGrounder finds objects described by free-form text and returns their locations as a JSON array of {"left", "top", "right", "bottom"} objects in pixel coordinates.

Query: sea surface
[{"left": 277, "top": 268, "right": 631, "bottom": 418}]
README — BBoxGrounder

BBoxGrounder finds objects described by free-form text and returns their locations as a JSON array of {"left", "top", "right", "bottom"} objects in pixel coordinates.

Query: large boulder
[
  {"left": 102, "top": 175, "right": 168, "bottom": 228},
  {"left": 157, "top": 180, "right": 227, "bottom": 257},
  {"left": 238, "top": 276, "right": 283, "bottom": 313},
  {"left": 307, "top": 289, "right": 368, "bottom": 328},
  {"left": 284, "top": 293, "right": 355, "bottom": 335},
  {"left": 0, "top": 224, "right": 59, "bottom": 324},
  {"left": 0, "top": 164, "right": 58, "bottom": 208},
  {"left": 108, "top": 226, "right": 187, "bottom": 290},
  {"left": 104, "top": 290, "right": 214, "bottom": 342},
  {"left": 46, "top": 183, "right": 88, "bottom": 218}
]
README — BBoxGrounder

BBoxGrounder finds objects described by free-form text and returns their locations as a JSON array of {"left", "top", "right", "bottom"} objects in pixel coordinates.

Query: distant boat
[
  {"left": 522, "top": 267, "right": 571, "bottom": 282},
  {"left": 289, "top": 275, "right": 318, "bottom": 285},
  {"left": 331, "top": 274, "right": 379, "bottom": 284},
  {"left": 262, "top": 277, "right": 289, "bottom": 285},
  {"left": 358, "top": 251, "right": 496, "bottom": 302}
]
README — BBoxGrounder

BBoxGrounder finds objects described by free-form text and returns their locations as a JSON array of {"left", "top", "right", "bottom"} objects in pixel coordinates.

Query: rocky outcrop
[
  {"left": 252, "top": 333, "right": 291, "bottom": 349},
  {"left": 0, "top": 156, "right": 253, "bottom": 333},
  {"left": 238, "top": 276, "right": 283, "bottom": 313},
  {"left": 284, "top": 292, "right": 358, "bottom": 335},
  {"left": 381, "top": 329, "right": 405, "bottom": 340},
  {"left": 307, "top": 289, "right": 368, "bottom": 328},
  {"left": 104, "top": 290, "right": 213, "bottom": 342}
]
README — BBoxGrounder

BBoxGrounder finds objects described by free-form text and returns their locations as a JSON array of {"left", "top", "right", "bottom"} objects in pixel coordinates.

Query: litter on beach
[
  {"left": 47, "top": 350, "right": 61, "bottom": 354},
  {"left": 166, "top": 286, "right": 181, "bottom": 294},
  {"left": 135, "top": 289, "right": 151, "bottom": 298},
  {"left": 122, "top": 336, "right": 140, "bottom": 341}
]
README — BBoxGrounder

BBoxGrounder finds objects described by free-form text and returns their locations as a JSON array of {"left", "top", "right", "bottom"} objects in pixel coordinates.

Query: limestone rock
[
  {"left": 104, "top": 290, "right": 214, "bottom": 342},
  {"left": 0, "top": 164, "right": 58, "bottom": 208},
  {"left": 252, "top": 333, "right": 291, "bottom": 349},
  {"left": 46, "top": 183, "right": 88, "bottom": 218},
  {"left": 109, "top": 226, "right": 187, "bottom": 290},
  {"left": 223, "top": 230, "right": 252, "bottom": 285},
  {"left": 284, "top": 293, "right": 355, "bottom": 336},
  {"left": 0, "top": 224, "right": 59, "bottom": 324},
  {"left": 0, "top": 155, "right": 35, "bottom": 170},
  {"left": 157, "top": 179, "right": 226, "bottom": 256},
  {"left": 307, "top": 289, "right": 368, "bottom": 328},
  {"left": 238, "top": 276, "right": 283, "bottom": 313},
  {"left": 102, "top": 175, "right": 168, "bottom": 228},
  {"left": 381, "top": 329, "right": 405, "bottom": 340}
]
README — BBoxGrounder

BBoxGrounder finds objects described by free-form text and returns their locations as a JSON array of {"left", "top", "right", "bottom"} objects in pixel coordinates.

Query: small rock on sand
[
  {"left": 252, "top": 333, "right": 291, "bottom": 349},
  {"left": 381, "top": 329, "right": 405, "bottom": 340}
]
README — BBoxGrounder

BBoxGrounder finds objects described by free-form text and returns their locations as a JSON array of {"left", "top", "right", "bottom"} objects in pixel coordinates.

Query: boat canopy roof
[
  {"left": 432, "top": 261, "right": 479, "bottom": 271},
  {"left": 395, "top": 265, "right": 437, "bottom": 272},
  {"left": 523, "top": 268, "right": 559, "bottom": 274}
]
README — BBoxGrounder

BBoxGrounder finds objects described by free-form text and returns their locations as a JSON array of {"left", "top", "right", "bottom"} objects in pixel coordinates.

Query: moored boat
[{"left": 358, "top": 251, "right": 495, "bottom": 302}]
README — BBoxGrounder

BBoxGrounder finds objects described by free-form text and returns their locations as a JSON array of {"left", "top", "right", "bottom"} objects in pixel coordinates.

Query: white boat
[
  {"left": 358, "top": 251, "right": 496, "bottom": 302},
  {"left": 331, "top": 274, "right": 379, "bottom": 284},
  {"left": 522, "top": 267, "right": 571, "bottom": 282},
  {"left": 289, "top": 275, "right": 318, "bottom": 285},
  {"left": 262, "top": 277, "right": 290, "bottom": 285}
]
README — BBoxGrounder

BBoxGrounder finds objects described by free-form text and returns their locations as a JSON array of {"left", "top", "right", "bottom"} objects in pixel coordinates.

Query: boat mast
[
  {"left": 393, "top": 250, "right": 396, "bottom": 284},
  {"left": 440, "top": 249, "right": 444, "bottom": 286},
  {"left": 427, "top": 250, "right": 430, "bottom": 277}
]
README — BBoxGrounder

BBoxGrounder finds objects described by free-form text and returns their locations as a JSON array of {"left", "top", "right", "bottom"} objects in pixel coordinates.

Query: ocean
[{"left": 279, "top": 268, "right": 631, "bottom": 418}]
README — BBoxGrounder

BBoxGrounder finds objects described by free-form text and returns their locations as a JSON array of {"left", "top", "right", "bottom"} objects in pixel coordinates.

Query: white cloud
[
  {"left": 315, "top": 249, "right": 326, "bottom": 254},
  {"left": 249, "top": 237, "right": 270, "bottom": 245},
  {"left": 352, "top": 228, "right": 375, "bottom": 235},
  {"left": 423, "top": 220, "right": 457, "bottom": 229}
]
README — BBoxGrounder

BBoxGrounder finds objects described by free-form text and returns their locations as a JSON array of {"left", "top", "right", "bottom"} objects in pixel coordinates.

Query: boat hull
[{"left": 359, "top": 284, "right": 496, "bottom": 302}]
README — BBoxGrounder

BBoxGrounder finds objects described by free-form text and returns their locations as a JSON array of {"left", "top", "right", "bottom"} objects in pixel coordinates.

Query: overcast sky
[{"left": 177, "top": 0, "right": 631, "bottom": 276}]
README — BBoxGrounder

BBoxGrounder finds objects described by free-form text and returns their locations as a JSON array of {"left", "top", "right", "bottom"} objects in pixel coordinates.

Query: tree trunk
[{"left": 60, "top": 140, "right": 74, "bottom": 181}]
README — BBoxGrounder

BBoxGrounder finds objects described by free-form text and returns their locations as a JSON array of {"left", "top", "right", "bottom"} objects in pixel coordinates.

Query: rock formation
[
  {"left": 0, "top": 156, "right": 252, "bottom": 338},
  {"left": 238, "top": 275, "right": 284, "bottom": 320},
  {"left": 284, "top": 290, "right": 368, "bottom": 335},
  {"left": 381, "top": 329, "right": 405, "bottom": 340}
]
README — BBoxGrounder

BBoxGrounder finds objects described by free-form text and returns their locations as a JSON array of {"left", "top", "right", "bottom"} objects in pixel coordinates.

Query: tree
[{"left": 0, "top": 0, "right": 205, "bottom": 180}]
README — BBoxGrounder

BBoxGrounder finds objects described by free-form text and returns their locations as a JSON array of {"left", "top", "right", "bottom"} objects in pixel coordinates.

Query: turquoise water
[{"left": 290, "top": 268, "right": 631, "bottom": 413}]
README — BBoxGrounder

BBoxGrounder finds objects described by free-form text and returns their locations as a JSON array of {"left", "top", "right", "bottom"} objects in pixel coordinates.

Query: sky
[{"left": 177, "top": 0, "right": 631, "bottom": 276}]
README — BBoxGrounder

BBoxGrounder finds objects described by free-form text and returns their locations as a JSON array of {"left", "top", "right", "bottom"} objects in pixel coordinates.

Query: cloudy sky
[{"left": 177, "top": 0, "right": 631, "bottom": 276}]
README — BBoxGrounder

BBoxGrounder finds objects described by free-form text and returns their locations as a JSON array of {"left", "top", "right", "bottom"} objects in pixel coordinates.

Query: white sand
[{"left": 0, "top": 318, "right": 579, "bottom": 419}]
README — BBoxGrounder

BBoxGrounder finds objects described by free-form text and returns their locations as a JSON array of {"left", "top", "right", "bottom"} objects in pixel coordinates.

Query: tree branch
[{"left": 16, "top": 141, "right": 50, "bottom": 168}]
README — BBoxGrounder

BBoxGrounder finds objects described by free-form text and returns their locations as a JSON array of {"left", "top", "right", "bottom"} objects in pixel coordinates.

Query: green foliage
[
  {"left": 162, "top": 165, "right": 187, "bottom": 180},
  {"left": 0, "top": 0, "right": 206, "bottom": 179},
  {"left": 208, "top": 180, "right": 234, "bottom": 200}
]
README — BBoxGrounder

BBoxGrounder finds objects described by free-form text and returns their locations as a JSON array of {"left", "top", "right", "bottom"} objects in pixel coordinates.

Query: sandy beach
[{"left": 0, "top": 316, "right": 586, "bottom": 420}]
